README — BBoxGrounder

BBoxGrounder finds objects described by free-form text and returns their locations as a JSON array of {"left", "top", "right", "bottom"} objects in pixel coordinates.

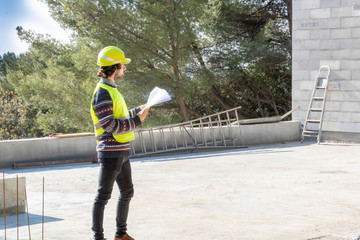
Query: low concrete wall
[
  {"left": 0, "top": 121, "right": 301, "bottom": 168},
  {"left": 0, "top": 136, "right": 97, "bottom": 169},
  {"left": 0, "top": 177, "right": 26, "bottom": 214}
]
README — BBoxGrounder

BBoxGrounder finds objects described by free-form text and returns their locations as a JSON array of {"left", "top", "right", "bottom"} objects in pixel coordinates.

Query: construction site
[{"left": 1, "top": 0, "right": 360, "bottom": 239}]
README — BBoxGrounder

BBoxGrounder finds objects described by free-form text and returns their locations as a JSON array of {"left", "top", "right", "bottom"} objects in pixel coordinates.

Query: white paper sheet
[{"left": 143, "top": 87, "right": 171, "bottom": 110}]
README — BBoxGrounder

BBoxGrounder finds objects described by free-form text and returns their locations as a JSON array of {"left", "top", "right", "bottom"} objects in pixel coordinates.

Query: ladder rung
[
  {"left": 316, "top": 87, "right": 325, "bottom": 89},
  {"left": 312, "top": 97, "right": 324, "bottom": 100},
  {"left": 306, "top": 120, "right": 321, "bottom": 123},
  {"left": 310, "top": 108, "right": 322, "bottom": 112},
  {"left": 302, "top": 134, "right": 317, "bottom": 137},
  {"left": 303, "top": 130, "right": 319, "bottom": 135}
]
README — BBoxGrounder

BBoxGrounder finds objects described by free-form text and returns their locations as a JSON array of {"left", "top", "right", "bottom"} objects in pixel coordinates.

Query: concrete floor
[{"left": 1, "top": 141, "right": 360, "bottom": 240}]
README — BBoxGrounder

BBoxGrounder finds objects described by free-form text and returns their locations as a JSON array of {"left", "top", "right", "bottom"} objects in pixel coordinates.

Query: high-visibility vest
[{"left": 90, "top": 83, "right": 135, "bottom": 143}]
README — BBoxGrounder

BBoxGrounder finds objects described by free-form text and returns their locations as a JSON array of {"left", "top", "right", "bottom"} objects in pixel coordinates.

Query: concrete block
[
  {"left": 321, "top": 0, "right": 341, "bottom": 8},
  {"left": 292, "top": 40, "right": 302, "bottom": 50},
  {"left": 325, "top": 101, "right": 341, "bottom": 111},
  {"left": 311, "top": 8, "right": 331, "bottom": 18},
  {"left": 292, "top": 110, "right": 307, "bottom": 121},
  {"left": 319, "top": 60, "right": 341, "bottom": 70},
  {"left": 299, "top": 81, "right": 315, "bottom": 90},
  {"left": 328, "top": 80, "right": 341, "bottom": 90},
  {"left": 322, "top": 121, "right": 341, "bottom": 131},
  {"left": 293, "top": 30, "right": 311, "bottom": 40},
  {"left": 319, "top": 18, "right": 341, "bottom": 28},
  {"left": 293, "top": 0, "right": 320, "bottom": 10},
  {"left": 319, "top": 39, "right": 341, "bottom": 50},
  {"left": 0, "top": 177, "right": 26, "bottom": 214},
  {"left": 340, "top": 38, "right": 360, "bottom": 49},
  {"left": 331, "top": 7, "right": 353, "bottom": 17},
  {"left": 342, "top": 0, "right": 360, "bottom": 7},
  {"left": 331, "top": 28, "right": 352, "bottom": 39},
  {"left": 330, "top": 49, "right": 355, "bottom": 59},
  {"left": 311, "top": 70, "right": 320, "bottom": 80},
  {"left": 330, "top": 111, "right": 352, "bottom": 122},
  {"left": 292, "top": 100, "right": 311, "bottom": 110},
  {"left": 310, "top": 29, "right": 331, "bottom": 39},
  {"left": 293, "top": 60, "right": 321, "bottom": 70},
  {"left": 292, "top": 70, "right": 310, "bottom": 81},
  {"left": 352, "top": 28, "right": 360, "bottom": 37},
  {"left": 353, "top": 6, "right": 360, "bottom": 16},
  {"left": 300, "top": 40, "right": 321, "bottom": 50},
  {"left": 292, "top": 89, "right": 312, "bottom": 101},
  {"left": 293, "top": 9, "right": 311, "bottom": 20},
  {"left": 295, "top": 20, "right": 321, "bottom": 30},
  {"left": 341, "top": 101, "right": 360, "bottom": 112},
  {"left": 341, "top": 17, "right": 360, "bottom": 27},
  {"left": 330, "top": 70, "right": 351, "bottom": 80},
  {"left": 329, "top": 90, "right": 360, "bottom": 101},
  {"left": 310, "top": 50, "right": 332, "bottom": 59},
  {"left": 293, "top": 50, "right": 311, "bottom": 60},
  {"left": 341, "top": 80, "right": 360, "bottom": 90},
  {"left": 341, "top": 60, "right": 360, "bottom": 69},
  {"left": 351, "top": 112, "right": 360, "bottom": 122},
  {"left": 337, "top": 122, "right": 360, "bottom": 132},
  {"left": 353, "top": 70, "right": 360, "bottom": 79}
]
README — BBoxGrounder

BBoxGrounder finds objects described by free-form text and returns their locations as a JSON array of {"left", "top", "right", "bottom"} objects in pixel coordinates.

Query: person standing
[{"left": 90, "top": 46, "right": 149, "bottom": 240}]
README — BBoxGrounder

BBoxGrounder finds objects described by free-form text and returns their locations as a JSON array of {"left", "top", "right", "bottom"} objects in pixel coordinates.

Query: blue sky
[{"left": 0, "top": 0, "right": 71, "bottom": 56}]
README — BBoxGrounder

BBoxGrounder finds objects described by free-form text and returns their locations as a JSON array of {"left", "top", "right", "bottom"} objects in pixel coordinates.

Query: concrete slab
[{"left": 1, "top": 142, "right": 360, "bottom": 240}]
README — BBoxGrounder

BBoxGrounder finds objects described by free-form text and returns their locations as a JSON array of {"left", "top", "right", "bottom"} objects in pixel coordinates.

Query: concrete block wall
[{"left": 292, "top": 0, "right": 360, "bottom": 140}]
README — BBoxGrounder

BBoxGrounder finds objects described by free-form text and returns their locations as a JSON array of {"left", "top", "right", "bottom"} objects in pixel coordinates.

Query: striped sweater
[{"left": 92, "top": 78, "right": 142, "bottom": 158}]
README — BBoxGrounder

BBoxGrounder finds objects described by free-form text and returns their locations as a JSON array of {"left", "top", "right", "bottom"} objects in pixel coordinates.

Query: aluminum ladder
[
  {"left": 130, "top": 106, "right": 245, "bottom": 157},
  {"left": 301, "top": 66, "right": 330, "bottom": 144}
]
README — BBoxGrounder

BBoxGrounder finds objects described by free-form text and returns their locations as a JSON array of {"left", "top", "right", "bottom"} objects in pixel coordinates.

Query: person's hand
[{"left": 138, "top": 107, "right": 149, "bottom": 121}]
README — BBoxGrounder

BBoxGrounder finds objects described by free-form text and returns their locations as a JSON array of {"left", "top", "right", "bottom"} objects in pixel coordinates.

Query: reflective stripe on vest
[{"left": 90, "top": 83, "right": 135, "bottom": 143}]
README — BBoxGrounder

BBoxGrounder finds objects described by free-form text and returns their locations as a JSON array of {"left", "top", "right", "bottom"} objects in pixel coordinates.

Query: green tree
[
  {"left": 44, "top": 0, "right": 224, "bottom": 121},
  {"left": 0, "top": 85, "right": 41, "bottom": 139},
  {"left": 6, "top": 28, "right": 97, "bottom": 134},
  {"left": 4, "top": 0, "right": 293, "bottom": 139},
  {"left": 203, "top": 0, "right": 292, "bottom": 118}
]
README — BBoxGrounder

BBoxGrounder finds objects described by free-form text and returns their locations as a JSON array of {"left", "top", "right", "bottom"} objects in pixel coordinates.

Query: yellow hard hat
[{"left": 97, "top": 46, "right": 131, "bottom": 66}]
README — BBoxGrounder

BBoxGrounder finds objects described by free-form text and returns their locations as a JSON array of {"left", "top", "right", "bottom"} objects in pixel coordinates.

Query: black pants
[{"left": 92, "top": 156, "right": 134, "bottom": 240}]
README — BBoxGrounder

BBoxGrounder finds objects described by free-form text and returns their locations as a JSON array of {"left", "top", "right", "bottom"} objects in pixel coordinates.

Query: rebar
[
  {"left": 42, "top": 177, "right": 44, "bottom": 240},
  {"left": 3, "top": 170, "right": 6, "bottom": 240},
  {"left": 17, "top": 175, "right": 19, "bottom": 240},
  {"left": 25, "top": 187, "right": 31, "bottom": 240}
]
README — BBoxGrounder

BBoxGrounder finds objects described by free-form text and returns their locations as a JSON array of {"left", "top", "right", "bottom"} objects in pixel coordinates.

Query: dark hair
[{"left": 97, "top": 64, "right": 121, "bottom": 78}]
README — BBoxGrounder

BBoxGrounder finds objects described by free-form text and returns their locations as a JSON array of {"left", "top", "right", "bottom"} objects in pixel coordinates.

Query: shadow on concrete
[{"left": 0, "top": 213, "right": 63, "bottom": 230}]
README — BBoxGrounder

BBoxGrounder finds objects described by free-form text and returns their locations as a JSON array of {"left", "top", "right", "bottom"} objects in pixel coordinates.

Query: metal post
[{"left": 17, "top": 175, "right": 19, "bottom": 240}]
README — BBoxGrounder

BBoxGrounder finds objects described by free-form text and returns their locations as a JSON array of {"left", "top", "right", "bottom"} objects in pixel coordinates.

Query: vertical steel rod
[
  {"left": 42, "top": 177, "right": 44, "bottom": 240},
  {"left": 3, "top": 170, "right": 6, "bottom": 240},
  {"left": 17, "top": 175, "right": 19, "bottom": 240},
  {"left": 25, "top": 187, "right": 31, "bottom": 240}
]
